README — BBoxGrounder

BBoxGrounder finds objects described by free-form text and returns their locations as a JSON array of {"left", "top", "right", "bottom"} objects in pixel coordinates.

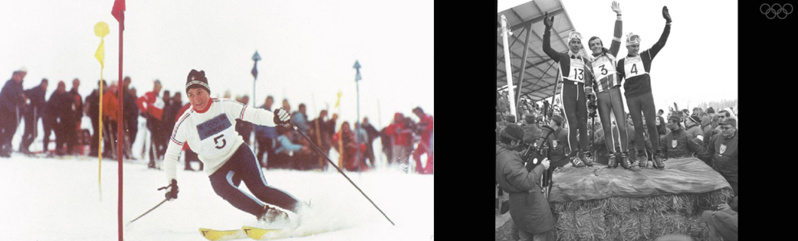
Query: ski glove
[
  {"left": 543, "top": 12, "right": 554, "bottom": 30},
  {"left": 662, "top": 6, "right": 671, "bottom": 23},
  {"left": 273, "top": 108, "right": 291, "bottom": 125},
  {"left": 159, "top": 179, "right": 179, "bottom": 200}
]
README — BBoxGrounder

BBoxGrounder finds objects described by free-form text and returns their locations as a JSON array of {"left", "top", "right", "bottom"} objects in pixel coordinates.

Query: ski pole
[
  {"left": 287, "top": 123, "right": 396, "bottom": 226},
  {"left": 127, "top": 198, "right": 168, "bottom": 225}
]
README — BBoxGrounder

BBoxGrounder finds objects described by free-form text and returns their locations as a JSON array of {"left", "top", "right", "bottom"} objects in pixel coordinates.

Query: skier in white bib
[{"left": 159, "top": 69, "right": 305, "bottom": 227}]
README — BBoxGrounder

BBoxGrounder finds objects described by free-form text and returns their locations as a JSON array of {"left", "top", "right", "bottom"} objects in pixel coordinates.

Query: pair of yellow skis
[{"left": 200, "top": 226, "right": 332, "bottom": 241}]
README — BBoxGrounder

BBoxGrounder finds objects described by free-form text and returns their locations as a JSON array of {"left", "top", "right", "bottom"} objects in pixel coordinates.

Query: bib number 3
[{"left": 214, "top": 134, "right": 226, "bottom": 149}]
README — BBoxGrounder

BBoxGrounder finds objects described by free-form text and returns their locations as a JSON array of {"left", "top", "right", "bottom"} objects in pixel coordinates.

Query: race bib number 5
[{"left": 196, "top": 114, "right": 235, "bottom": 158}]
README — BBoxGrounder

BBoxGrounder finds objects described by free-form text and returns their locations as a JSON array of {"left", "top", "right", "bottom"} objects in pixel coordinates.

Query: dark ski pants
[
  {"left": 209, "top": 144, "right": 300, "bottom": 217},
  {"left": 625, "top": 92, "right": 660, "bottom": 156},
  {"left": 20, "top": 113, "right": 38, "bottom": 151},
  {"left": 596, "top": 87, "right": 629, "bottom": 153},
  {"left": 0, "top": 109, "right": 19, "bottom": 152},
  {"left": 560, "top": 81, "right": 588, "bottom": 154}
]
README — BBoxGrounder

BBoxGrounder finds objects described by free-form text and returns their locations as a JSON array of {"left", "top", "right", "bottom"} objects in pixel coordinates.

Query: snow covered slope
[{"left": 0, "top": 154, "right": 433, "bottom": 241}]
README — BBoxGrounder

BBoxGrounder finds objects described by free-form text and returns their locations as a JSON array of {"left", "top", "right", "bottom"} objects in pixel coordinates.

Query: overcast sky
[
  {"left": 499, "top": 0, "right": 738, "bottom": 113},
  {"left": 0, "top": 0, "right": 433, "bottom": 129}
]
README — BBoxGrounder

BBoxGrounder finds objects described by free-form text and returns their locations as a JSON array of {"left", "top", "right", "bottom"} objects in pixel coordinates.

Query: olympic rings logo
[{"left": 760, "top": 3, "right": 793, "bottom": 19}]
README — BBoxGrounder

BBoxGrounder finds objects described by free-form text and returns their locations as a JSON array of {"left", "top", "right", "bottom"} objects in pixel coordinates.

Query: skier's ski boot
[
  {"left": 257, "top": 205, "right": 291, "bottom": 228},
  {"left": 580, "top": 151, "right": 594, "bottom": 167},
  {"left": 607, "top": 152, "right": 617, "bottom": 168},
  {"left": 651, "top": 151, "right": 665, "bottom": 169},
  {"left": 569, "top": 152, "right": 586, "bottom": 168}
]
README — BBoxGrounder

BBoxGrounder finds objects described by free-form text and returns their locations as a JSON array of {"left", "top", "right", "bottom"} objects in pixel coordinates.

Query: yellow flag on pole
[
  {"left": 335, "top": 91, "right": 342, "bottom": 108},
  {"left": 95, "top": 39, "right": 105, "bottom": 69}
]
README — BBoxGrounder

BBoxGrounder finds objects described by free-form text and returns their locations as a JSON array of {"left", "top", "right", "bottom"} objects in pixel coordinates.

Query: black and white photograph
[{"left": 496, "top": 0, "right": 738, "bottom": 240}]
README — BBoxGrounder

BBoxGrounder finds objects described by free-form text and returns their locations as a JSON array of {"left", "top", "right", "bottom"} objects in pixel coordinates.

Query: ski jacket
[
  {"left": 543, "top": 28, "right": 594, "bottom": 94},
  {"left": 136, "top": 91, "right": 164, "bottom": 120},
  {"left": 163, "top": 98, "right": 278, "bottom": 181},
  {"left": 589, "top": 17, "right": 623, "bottom": 93},
  {"left": 617, "top": 24, "right": 671, "bottom": 98},
  {"left": 0, "top": 79, "right": 24, "bottom": 113}
]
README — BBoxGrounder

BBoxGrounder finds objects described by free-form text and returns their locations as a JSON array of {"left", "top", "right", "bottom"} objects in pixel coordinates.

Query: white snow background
[{"left": 0, "top": 152, "right": 433, "bottom": 241}]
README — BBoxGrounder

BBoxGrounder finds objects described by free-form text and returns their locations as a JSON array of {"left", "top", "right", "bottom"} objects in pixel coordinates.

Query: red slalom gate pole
[{"left": 117, "top": 19, "right": 124, "bottom": 241}]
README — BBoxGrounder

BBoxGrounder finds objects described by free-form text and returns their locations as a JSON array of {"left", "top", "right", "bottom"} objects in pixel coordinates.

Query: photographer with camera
[{"left": 496, "top": 123, "right": 555, "bottom": 241}]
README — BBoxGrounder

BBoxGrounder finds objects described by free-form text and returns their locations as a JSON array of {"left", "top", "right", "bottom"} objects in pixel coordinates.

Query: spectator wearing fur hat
[
  {"left": 496, "top": 123, "right": 555, "bottom": 241},
  {"left": 661, "top": 115, "right": 704, "bottom": 160},
  {"left": 698, "top": 118, "right": 738, "bottom": 195}
]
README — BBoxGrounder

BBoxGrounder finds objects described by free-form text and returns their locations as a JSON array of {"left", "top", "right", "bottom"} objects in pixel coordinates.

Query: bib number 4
[{"left": 214, "top": 134, "right": 226, "bottom": 149}]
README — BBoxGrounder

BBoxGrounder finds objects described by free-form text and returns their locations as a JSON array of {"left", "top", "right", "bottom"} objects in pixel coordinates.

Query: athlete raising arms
[
  {"left": 542, "top": 11, "right": 595, "bottom": 167},
  {"left": 160, "top": 69, "right": 306, "bottom": 227},
  {"left": 585, "top": 1, "right": 634, "bottom": 170},
  {"left": 617, "top": 6, "right": 671, "bottom": 169}
]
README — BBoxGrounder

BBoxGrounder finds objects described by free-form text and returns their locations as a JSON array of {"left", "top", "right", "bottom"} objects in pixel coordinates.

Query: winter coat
[
  {"left": 0, "top": 79, "right": 25, "bottom": 113},
  {"left": 541, "top": 126, "right": 569, "bottom": 168},
  {"left": 136, "top": 91, "right": 164, "bottom": 120},
  {"left": 69, "top": 88, "right": 83, "bottom": 121},
  {"left": 123, "top": 91, "right": 139, "bottom": 128},
  {"left": 102, "top": 90, "right": 119, "bottom": 121},
  {"left": 48, "top": 91, "right": 75, "bottom": 124},
  {"left": 661, "top": 129, "right": 704, "bottom": 159},
  {"left": 292, "top": 112, "right": 308, "bottom": 135},
  {"left": 495, "top": 143, "right": 555, "bottom": 234},
  {"left": 385, "top": 121, "right": 412, "bottom": 146},
  {"left": 23, "top": 86, "right": 47, "bottom": 119},
  {"left": 417, "top": 114, "right": 433, "bottom": 144},
  {"left": 254, "top": 105, "right": 276, "bottom": 139},
  {"left": 685, "top": 124, "right": 704, "bottom": 140},
  {"left": 85, "top": 90, "right": 101, "bottom": 124},
  {"left": 699, "top": 130, "right": 738, "bottom": 176}
]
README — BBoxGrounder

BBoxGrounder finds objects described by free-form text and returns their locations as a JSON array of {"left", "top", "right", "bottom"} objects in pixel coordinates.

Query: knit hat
[
  {"left": 687, "top": 115, "right": 701, "bottom": 125},
  {"left": 719, "top": 118, "right": 737, "bottom": 128},
  {"left": 501, "top": 124, "right": 525, "bottom": 142},
  {"left": 706, "top": 107, "right": 715, "bottom": 114},
  {"left": 186, "top": 69, "right": 210, "bottom": 94}
]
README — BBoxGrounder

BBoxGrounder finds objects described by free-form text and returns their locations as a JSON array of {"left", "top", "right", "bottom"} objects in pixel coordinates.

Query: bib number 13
[{"left": 214, "top": 134, "right": 226, "bottom": 149}]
